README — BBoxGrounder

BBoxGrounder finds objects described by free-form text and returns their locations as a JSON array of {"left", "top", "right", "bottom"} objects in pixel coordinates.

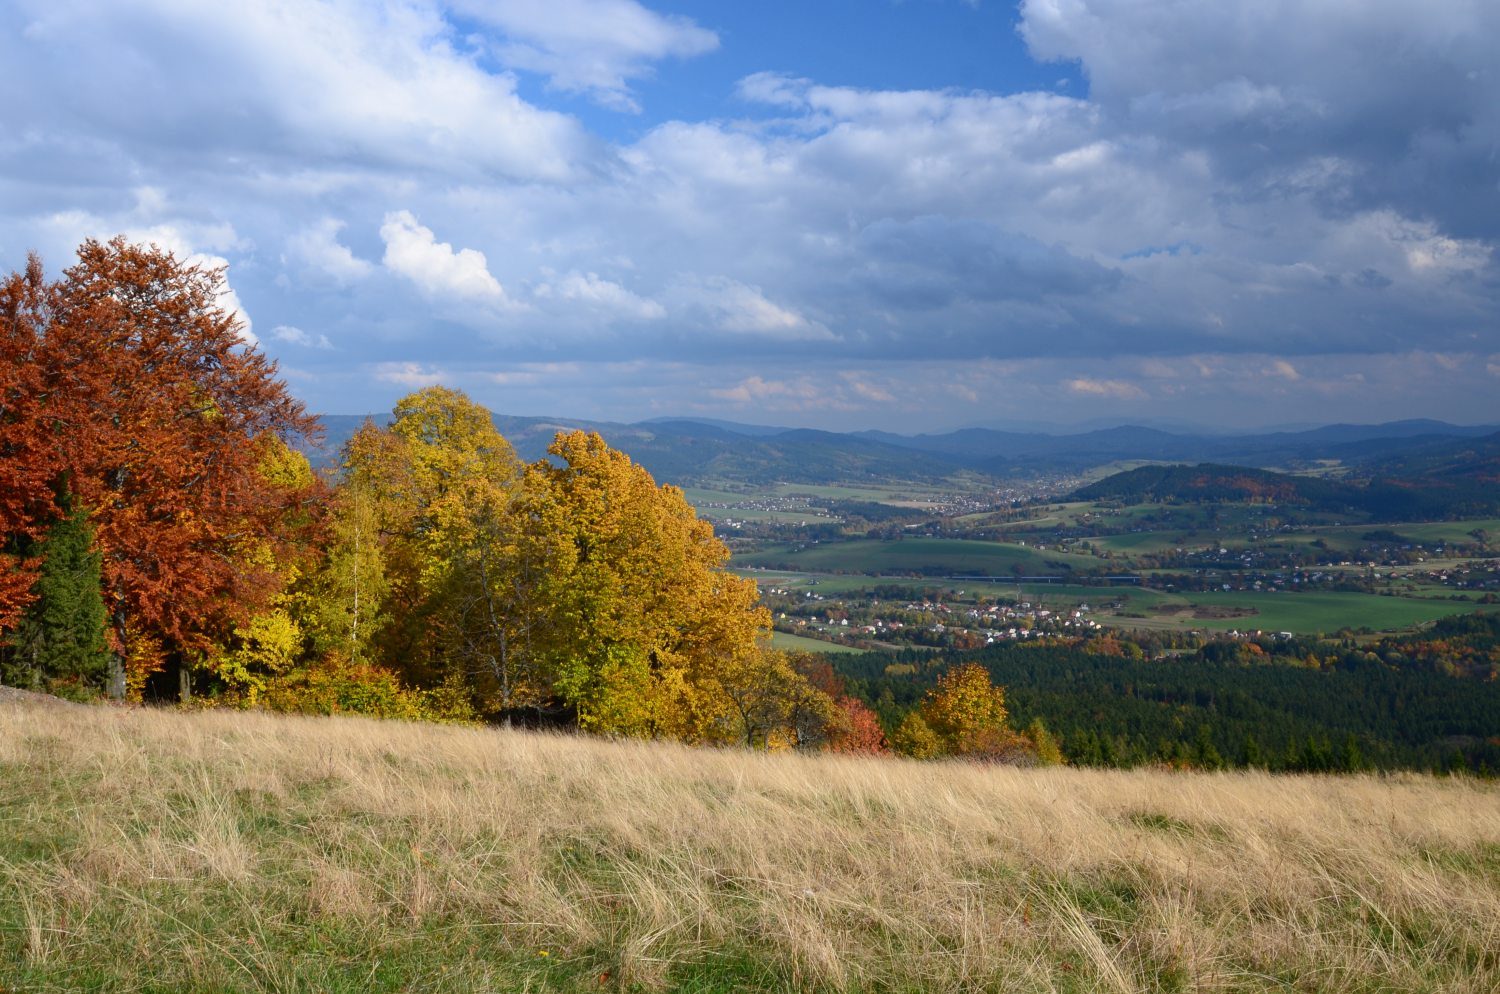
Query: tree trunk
[
  {"left": 178, "top": 662, "right": 192, "bottom": 704},
  {"left": 106, "top": 652, "right": 126, "bottom": 700},
  {"left": 108, "top": 605, "right": 127, "bottom": 701}
]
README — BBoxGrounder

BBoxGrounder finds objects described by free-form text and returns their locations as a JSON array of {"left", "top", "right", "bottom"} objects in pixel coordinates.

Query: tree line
[{"left": 2, "top": 238, "right": 1056, "bottom": 762}]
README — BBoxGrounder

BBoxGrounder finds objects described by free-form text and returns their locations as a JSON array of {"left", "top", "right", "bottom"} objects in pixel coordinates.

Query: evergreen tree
[{"left": 4, "top": 503, "right": 108, "bottom": 691}]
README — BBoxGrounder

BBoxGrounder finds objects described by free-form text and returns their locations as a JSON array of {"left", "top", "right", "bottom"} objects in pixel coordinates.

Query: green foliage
[
  {"left": 835, "top": 618, "right": 1500, "bottom": 773},
  {"left": 1027, "top": 718, "right": 1065, "bottom": 766},
  {"left": 3, "top": 503, "right": 108, "bottom": 693},
  {"left": 890, "top": 711, "right": 942, "bottom": 759}
]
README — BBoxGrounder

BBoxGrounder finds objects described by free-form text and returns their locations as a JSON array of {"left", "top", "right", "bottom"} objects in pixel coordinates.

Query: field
[
  {"left": 737, "top": 538, "right": 1102, "bottom": 577},
  {"left": 3, "top": 696, "right": 1499, "bottom": 993},
  {"left": 767, "top": 630, "right": 866, "bottom": 654},
  {"left": 1121, "top": 589, "right": 1498, "bottom": 633}
]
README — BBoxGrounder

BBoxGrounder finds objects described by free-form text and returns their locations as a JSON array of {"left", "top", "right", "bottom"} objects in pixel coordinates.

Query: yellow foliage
[
  {"left": 890, "top": 711, "right": 942, "bottom": 759},
  {"left": 918, "top": 663, "right": 1025, "bottom": 760}
]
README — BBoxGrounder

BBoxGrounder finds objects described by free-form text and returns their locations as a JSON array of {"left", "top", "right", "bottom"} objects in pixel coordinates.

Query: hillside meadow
[{"left": 4, "top": 693, "right": 1499, "bottom": 993}]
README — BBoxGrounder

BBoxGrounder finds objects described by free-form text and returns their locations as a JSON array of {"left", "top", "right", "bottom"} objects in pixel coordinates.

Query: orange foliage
[
  {"left": 0, "top": 256, "right": 57, "bottom": 625},
  {"left": 829, "top": 695, "right": 887, "bottom": 755},
  {"left": 3, "top": 239, "right": 321, "bottom": 685}
]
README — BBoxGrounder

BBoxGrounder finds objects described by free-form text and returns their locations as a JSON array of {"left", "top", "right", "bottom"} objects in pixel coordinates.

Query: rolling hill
[{"left": 302, "top": 412, "right": 1500, "bottom": 488}]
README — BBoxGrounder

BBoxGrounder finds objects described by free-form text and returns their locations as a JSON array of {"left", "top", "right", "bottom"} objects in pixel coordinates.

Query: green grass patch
[
  {"left": 768, "top": 631, "right": 867, "bottom": 654},
  {"left": 737, "top": 538, "right": 1101, "bottom": 577}
]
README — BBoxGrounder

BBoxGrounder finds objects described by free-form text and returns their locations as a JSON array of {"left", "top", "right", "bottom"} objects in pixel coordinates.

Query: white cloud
[
  {"left": 272, "top": 325, "right": 334, "bottom": 350},
  {"left": 373, "top": 361, "right": 448, "bottom": 386},
  {"left": 671, "top": 277, "right": 833, "bottom": 340},
  {"left": 1, "top": 0, "right": 595, "bottom": 183},
  {"left": 1065, "top": 377, "right": 1147, "bottom": 400},
  {"left": 1265, "top": 360, "right": 1301, "bottom": 381},
  {"left": 379, "top": 210, "right": 509, "bottom": 305},
  {"left": 284, "top": 218, "right": 373, "bottom": 285},
  {"left": 533, "top": 270, "right": 664, "bottom": 320},
  {"left": 3, "top": 0, "right": 1500, "bottom": 428},
  {"left": 453, "top": 0, "right": 718, "bottom": 112},
  {"left": 711, "top": 375, "right": 854, "bottom": 411}
]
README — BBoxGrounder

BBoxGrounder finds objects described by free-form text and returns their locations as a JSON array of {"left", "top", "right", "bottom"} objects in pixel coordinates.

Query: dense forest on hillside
[
  {"left": 835, "top": 613, "right": 1500, "bottom": 773},
  {"left": 1073, "top": 458, "right": 1500, "bottom": 520}
]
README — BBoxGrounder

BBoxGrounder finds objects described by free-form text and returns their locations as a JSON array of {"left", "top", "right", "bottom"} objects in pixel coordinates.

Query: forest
[{"left": 836, "top": 614, "right": 1500, "bottom": 774}]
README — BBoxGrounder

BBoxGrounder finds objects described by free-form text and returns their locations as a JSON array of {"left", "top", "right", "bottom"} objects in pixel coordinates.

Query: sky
[{"left": 3, "top": 0, "right": 1499, "bottom": 432}]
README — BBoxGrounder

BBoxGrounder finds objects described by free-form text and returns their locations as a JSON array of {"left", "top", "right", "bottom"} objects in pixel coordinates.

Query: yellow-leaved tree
[
  {"left": 530, "top": 430, "right": 783, "bottom": 739},
  {"left": 913, "top": 662, "right": 1032, "bottom": 762},
  {"left": 304, "top": 391, "right": 830, "bottom": 740}
]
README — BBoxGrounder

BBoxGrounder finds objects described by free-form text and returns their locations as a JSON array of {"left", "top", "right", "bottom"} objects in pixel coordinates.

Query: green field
[
  {"left": 767, "top": 631, "right": 866, "bottom": 654},
  {"left": 738, "top": 568, "right": 1132, "bottom": 608},
  {"left": 679, "top": 486, "right": 757, "bottom": 504},
  {"left": 694, "top": 505, "right": 834, "bottom": 524},
  {"left": 737, "top": 538, "right": 1102, "bottom": 576},
  {"left": 1114, "top": 589, "right": 1497, "bottom": 634}
]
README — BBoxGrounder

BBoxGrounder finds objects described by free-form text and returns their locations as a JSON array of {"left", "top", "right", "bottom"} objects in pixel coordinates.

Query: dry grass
[{"left": 2, "top": 696, "right": 1498, "bottom": 993}]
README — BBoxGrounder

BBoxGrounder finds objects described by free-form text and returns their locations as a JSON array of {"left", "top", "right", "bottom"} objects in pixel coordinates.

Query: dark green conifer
[{"left": 4, "top": 502, "right": 108, "bottom": 692}]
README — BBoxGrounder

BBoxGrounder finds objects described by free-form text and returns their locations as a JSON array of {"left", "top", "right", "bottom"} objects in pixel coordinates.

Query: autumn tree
[
  {"left": 890, "top": 711, "right": 942, "bottom": 759},
  {"left": 9, "top": 238, "right": 320, "bottom": 697},
  {"left": 0, "top": 257, "right": 57, "bottom": 628},
  {"left": 1026, "top": 717, "right": 1065, "bottom": 766},
  {"left": 829, "top": 696, "right": 887, "bottom": 755},
  {"left": 326, "top": 389, "right": 562, "bottom": 717},
  {"left": 530, "top": 430, "right": 774, "bottom": 738},
  {"left": 307, "top": 420, "right": 409, "bottom": 666},
  {"left": 912, "top": 662, "right": 1032, "bottom": 762}
]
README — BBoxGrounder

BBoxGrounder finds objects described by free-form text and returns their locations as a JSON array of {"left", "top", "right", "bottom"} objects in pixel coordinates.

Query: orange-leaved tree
[
  {"left": 0, "top": 256, "right": 57, "bottom": 628},
  {"left": 29, "top": 238, "right": 320, "bottom": 697}
]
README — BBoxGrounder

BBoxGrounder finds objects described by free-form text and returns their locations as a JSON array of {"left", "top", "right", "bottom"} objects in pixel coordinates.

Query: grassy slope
[{"left": 4, "top": 699, "right": 1499, "bottom": 993}]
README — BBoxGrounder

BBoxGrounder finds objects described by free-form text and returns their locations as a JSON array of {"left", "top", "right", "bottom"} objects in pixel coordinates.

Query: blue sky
[{"left": 2, "top": 0, "right": 1498, "bottom": 431}]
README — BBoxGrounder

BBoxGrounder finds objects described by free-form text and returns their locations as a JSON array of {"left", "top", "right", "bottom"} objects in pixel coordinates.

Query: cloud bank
[{"left": 1, "top": 0, "right": 1496, "bottom": 429}]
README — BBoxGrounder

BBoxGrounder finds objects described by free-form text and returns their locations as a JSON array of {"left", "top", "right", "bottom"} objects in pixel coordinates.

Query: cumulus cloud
[
  {"left": 0, "top": 0, "right": 595, "bottom": 183},
  {"left": 373, "top": 361, "right": 449, "bottom": 387},
  {"left": 533, "top": 271, "right": 664, "bottom": 320},
  {"left": 380, "top": 210, "right": 510, "bottom": 305},
  {"left": 1019, "top": 0, "right": 1500, "bottom": 236},
  {"left": 670, "top": 277, "right": 833, "bottom": 341},
  {"left": 454, "top": 0, "right": 718, "bottom": 111},
  {"left": 284, "top": 219, "right": 373, "bottom": 285},
  {"left": 2, "top": 0, "right": 1499, "bottom": 428},
  {"left": 272, "top": 325, "right": 334, "bottom": 350}
]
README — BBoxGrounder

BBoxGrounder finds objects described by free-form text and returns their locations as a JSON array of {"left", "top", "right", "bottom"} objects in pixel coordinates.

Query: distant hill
[
  {"left": 864, "top": 421, "right": 1500, "bottom": 472},
  {"left": 1072, "top": 436, "right": 1500, "bottom": 520},
  {"left": 1071, "top": 464, "right": 1353, "bottom": 508},
  {"left": 302, "top": 413, "right": 971, "bottom": 485},
  {"left": 303, "top": 412, "right": 1500, "bottom": 489}
]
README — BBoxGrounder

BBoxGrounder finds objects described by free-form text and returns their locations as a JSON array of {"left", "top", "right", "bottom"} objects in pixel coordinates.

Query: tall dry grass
[{"left": 2, "top": 695, "right": 1498, "bottom": 992}]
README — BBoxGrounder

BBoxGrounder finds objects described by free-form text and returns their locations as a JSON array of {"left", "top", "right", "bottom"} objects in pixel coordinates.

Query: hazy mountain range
[{"left": 305, "top": 413, "right": 1500, "bottom": 488}]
